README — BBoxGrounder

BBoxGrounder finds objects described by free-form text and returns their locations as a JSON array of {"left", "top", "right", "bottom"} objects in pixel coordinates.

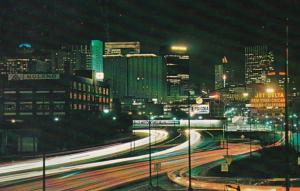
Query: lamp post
[
  {"left": 284, "top": 18, "right": 290, "bottom": 191},
  {"left": 42, "top": 96, "right": 46, "bottom": 191},
  {"left": 188, "top": 91, "right": 192, "bottom": 191},
  {"left": 148, "top": 113, "right": 154, "bottom": 188},
  {"left": 249, "top": 111, "right": 252, "bottom": 158}
]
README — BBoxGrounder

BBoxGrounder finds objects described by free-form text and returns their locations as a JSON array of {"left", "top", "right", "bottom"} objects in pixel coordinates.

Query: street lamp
[
  {"left": 53, "top": 117, "right": 59, "bottom": 122},
  {"left": 187, "top": 90, "right": 193, "bottom": 191},
  {"left": 148, "top": 113, "right": 154, "bottom": 188},
  {"left": 249, "top": 111, "right": 252, "bottom": 158},
  {"left": 172, "top": 117, "right": 177, "bottom": 129}
]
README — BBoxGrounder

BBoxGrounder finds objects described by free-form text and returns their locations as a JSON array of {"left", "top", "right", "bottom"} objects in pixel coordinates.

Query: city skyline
[
  {"left": 1, "top": 1, "right": 300, "bottom": 190},
  {"left": 0, "top": 0, "right": 299, "bottom": 88}
]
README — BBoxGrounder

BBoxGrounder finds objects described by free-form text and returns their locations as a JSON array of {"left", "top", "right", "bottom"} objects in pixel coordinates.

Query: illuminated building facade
[
  {"left": 0, "top": 43, "right": 51, "bottom": 75},
  {"left": 69, "top": 40, "right": 104, "bottom": 80},
  {"left": 91, "top": 40, "right": 104, "bottom": 80},
  {"left": 0, "top": 74, "right": 111, "bottom": 154},
  {"left": 160, "top": 46, "right": 190, "bottom": 100},
  {"left": 0, "top": 74, "right": 111, "bottom": 122},
  {"left": 104, "top": 42, "right": 140, "bottom": 55},
  {"left": 0, "top": 58, "right": 51, "bottom": 75},
  {"left": 127, "top": 54, "right": 166, "bottom": 102},
  {"left": 103, "top": 54, "right": 166, "bottom": 103},
  {"left": 103, "top": 55, "right": 128, "bottom": 99},
  {"left": 245, "top": 45, "right": 275, "bottom": 85},
  {"left": 214, "top": 56, "right": 232, "bottom": 90}
]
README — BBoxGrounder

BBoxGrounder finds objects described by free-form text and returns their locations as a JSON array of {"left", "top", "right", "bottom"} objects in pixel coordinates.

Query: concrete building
[{"left": 0, "top": 73, "right": 111, "bottom": 154}]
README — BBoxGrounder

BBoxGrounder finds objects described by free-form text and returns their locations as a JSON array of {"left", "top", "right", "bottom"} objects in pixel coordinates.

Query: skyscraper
[
  {"left": 91, "top": 40, "right": 104, "bottom": 81},
  {"left": 214, "top": 56, "right": 231, "bottom": 89},
  {"left": 103, "top": 55, "right": 128, "bottom": 98},
  {"left": 127, "top": 54, "right": 166, "bottom": 102},
  {"left": 53, "top": 40, "right": 104, "bottom": 80},
  {"left": 160, "top": 45, "right": 190, "bottom": 100},
  {"left": 245, "top": 45, "right": 274, "bottom": 85}
]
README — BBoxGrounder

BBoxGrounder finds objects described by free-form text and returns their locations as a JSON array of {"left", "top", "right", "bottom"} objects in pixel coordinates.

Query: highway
[
  {"left": 1, "top": 142, "right": 258, "bottom": 191},
  {"left": 2, "top": 129, "right": 296, "bottom": 191},
  {"left": 0, "top": 129, "right": 200, "bottom": 186},
  {"left": 0, "top": 129, "right": 168, "bottom": 177}
]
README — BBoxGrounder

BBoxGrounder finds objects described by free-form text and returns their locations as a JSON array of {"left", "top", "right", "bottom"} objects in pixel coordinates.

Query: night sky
[{"left": 0, "top": 0, "right": 299, "bottom": 88}]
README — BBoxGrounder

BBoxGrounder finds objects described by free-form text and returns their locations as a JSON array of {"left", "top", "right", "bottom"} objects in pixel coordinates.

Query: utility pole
[
  {"left": 284, "top": 17, "right": 290, "bottom": 191},
  {"left": 188, "top": 91, "right": 192, "bottom": 191},
  {"left": 249, "top": 111, "right": 252, "bottom": 158},
  {"left": 148, "top": 113, "right": 152, "bottom": 188},
  {"left": 42, "top": 96, "right": 46, "bottom": 191}
]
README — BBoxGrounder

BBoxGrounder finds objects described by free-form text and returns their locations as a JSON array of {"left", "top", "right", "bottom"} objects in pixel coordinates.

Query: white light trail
[
  {"left": 0, "top": 130, "right": 201, "bottom": 183},
  {"left": 0, "top": 129, "right": 168, "bottom": 176}
]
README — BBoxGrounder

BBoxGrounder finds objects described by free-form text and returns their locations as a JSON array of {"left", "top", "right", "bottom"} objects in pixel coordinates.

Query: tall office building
[
  {"left": 103, "top": 55, "right": 128, "bottom": 98},
  {"left": 127, "top": 54, "right": 166, "bottom": 102},
  {"left": 160, "top": 46, "right": 190, "bottom": 100},
  {"left": 104, "top": 42, "right": 140, "bottom": 55},
  {"left": 214, "top": 56, "right": 232, "bottom": 89},
  {"left": 91, "top": 40, "right": 104, "bottom": 80},
  {"left": 245, "top": 45, "right": 274, "bottom": 85},
  {"left": 53, "top": 40, "right": 104, "bottom": 80},
  {"left": 71, "top": 44, "right": 91, "bottom": 70},
  {"left": 0, "top": 43, "right": 51, "bottom": 75}
]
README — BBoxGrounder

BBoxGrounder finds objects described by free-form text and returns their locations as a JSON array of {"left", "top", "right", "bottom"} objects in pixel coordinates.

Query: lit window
[{"left": 73, "top": 82, "right": 77, "bottom": 89}]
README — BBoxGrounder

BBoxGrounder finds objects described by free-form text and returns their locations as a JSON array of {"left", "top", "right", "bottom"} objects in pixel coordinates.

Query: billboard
[
  {"left": 191, "top": 104, "right": 210, "bottom": 114},
  {"left": 250, "top": 91, "right": 285, "bottom": 108},
  {"left": 133, "top": 119, "right": 223, "bottom": 128},
  {"left": 8, "top": 74, "right": 60, "bottom": 81}
]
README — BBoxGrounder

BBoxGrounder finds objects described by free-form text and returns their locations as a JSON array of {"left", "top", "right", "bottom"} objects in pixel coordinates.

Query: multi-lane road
[
  {"left": 1, "top": 129, "right": 298, "bottom": 191},
  {"left": 0, "top": 129, "right": 201, "bottom": 190}
]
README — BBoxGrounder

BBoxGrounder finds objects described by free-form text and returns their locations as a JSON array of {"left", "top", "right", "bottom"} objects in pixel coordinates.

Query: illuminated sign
[
  {"left": 133, "top": 120, "right": 180, "bottom": 126},
  {"left": 195, "top": 97, "right": 203, "bottom": 104},
  {"left": 171, "top": 45, "right": 187, "bottom": 52},
  {"left": 191, "top": 104, "right": 210, "bottom": 115},
  {"left": 8, "top": 74, "right": 60, "bottom": 81},
  {"left": 250, "top": 91, "right": 285, "bottom": 108},
  {"left": 95, "top": 72, "right": 104, "bottom": 81},
  {"left": 18, "top": 43, "right": 32, "bottom": 48},
  {"left": 198, "top": 104, "right": 210, "bottom": 114}
]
